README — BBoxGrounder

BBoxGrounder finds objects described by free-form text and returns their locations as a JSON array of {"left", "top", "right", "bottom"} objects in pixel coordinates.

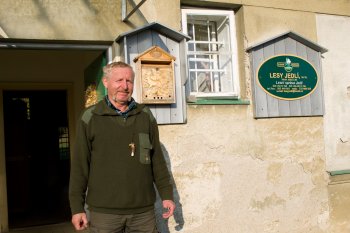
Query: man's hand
[
  {"left": 162, "top": 200, "right": 175, "bottom": 219},
  {"left": 72, "top": 213, "right": 88, "bottom": 231}
]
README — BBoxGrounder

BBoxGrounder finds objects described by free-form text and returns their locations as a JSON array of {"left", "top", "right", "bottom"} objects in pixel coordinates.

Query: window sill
[
  {"left": 329, "top": 170, "right": 350, "bottom": 176},
  {"left": 187, "top": 98, "right": 250, "bottom": 105},
  {"left": 329, "top": 170, "right": 350, "bottom": 185}
]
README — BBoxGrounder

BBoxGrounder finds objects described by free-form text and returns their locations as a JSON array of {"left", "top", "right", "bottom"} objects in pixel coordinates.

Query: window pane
[
  {"left": 189, "top": 71, "right": 198, "bottom": 92},
  {"left": 58, "top": 127, "right": 70, "bottom": 160},
  {"left": 183, "top": 10, "right": 237, "bottom": 96}
]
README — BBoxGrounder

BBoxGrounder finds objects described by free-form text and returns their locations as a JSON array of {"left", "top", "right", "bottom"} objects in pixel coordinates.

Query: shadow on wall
[{"left": 155, "top": 144, "right": 184, "bottom": 232}]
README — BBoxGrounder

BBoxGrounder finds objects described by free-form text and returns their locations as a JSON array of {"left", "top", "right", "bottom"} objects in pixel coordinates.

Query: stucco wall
[
  {"left": 316, "top": 14, "right": 350, "bottom": 172},
  {"left": 1, "top": 0, "right": 350, "bottom": 232},
  {"left": 316, "top": 14, "right": 350, "bottom": 233},
  {"left": 184, "top": 0, "right": 350, "bottom": 16},
  {"left": 328, "top": 174, "right": 350, "bottom": 233},
  {"left": 158, "top": 106, "right": 329, "bottom": 232},
  {"left": 243, "top": 6, "right": 317, "bottom": 48},
  {"left": 0, "top": 0, "right": 180, "bottom": 40}
]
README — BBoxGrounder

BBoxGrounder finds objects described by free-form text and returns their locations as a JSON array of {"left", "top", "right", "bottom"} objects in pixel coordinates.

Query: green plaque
[{"left": 257, "top": 55, "right": 318, "bottom": 100}]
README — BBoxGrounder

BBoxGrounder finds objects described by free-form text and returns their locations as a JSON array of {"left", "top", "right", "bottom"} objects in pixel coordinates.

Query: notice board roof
[
  {"left": 115, "top": 22, "right": 191, "bottom": 43},
  {"left": 246, "top": 31, "right": 328, "bottom": 54}
]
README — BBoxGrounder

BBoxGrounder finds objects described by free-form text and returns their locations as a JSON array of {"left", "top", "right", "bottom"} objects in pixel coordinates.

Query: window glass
[{"left": 182, "top": 9, "right": 239, "bottom": 99}]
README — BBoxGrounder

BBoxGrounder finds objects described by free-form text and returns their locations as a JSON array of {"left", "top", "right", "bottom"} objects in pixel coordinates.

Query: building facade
[{"left": 0, "top": 0, "right": 349, "bottom": 232}]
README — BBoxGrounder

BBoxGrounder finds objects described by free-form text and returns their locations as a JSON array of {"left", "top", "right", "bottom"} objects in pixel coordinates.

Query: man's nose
[{"left": 121, "top": 80, "right": 128, "bottom": 89}]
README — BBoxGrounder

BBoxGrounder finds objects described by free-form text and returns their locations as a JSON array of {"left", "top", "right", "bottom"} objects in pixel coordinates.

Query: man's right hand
[{"left": 72, "top": 213, "right": 89, "bottom": 231}]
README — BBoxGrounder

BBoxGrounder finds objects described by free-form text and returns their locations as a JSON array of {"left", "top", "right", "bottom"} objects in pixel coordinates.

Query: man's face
[{"left": 103, "top": 67, "right": 134, "bottom": 107}]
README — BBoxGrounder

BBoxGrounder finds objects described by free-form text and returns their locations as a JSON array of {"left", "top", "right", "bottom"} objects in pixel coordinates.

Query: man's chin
[{"left": 113, "top": 97, "right": 129, "bottom": 104}]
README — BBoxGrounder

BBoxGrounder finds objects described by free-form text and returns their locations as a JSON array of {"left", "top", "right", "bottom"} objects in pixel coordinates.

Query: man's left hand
[{"left": 162, "top": 200, "right": 175, "bottom": 219}]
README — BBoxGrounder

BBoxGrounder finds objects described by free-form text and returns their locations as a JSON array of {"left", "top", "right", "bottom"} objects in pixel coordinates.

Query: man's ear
[{"left": 102, "top": 77, "right": 108, "bottom": 88}]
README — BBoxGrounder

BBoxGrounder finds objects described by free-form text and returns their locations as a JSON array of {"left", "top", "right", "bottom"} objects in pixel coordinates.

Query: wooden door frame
[{"left": 0, "top": 83, "right": 75, "bottom": 232}]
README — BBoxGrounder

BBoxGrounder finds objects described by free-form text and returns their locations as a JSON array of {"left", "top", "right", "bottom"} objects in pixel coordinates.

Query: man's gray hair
[{"left": 103, "top": 61, "right": 135, "bottom": 79}]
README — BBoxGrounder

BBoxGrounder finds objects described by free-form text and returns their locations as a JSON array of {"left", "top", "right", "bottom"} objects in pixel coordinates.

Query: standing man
[{"left": 69, "top": 61, "right": 175, "bottom": 233}]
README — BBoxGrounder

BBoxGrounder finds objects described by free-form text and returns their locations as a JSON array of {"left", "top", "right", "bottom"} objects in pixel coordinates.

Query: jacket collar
[
  {"left": 105, "top": 96, "right": 137, "bottom": 115},
  {"left": 92, "top": 97, "right": 144, "bottom": 117}
]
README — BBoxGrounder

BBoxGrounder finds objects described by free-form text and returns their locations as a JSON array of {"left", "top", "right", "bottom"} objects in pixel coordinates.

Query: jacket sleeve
[
  {"left": 69, "top": 113, "right": 92, "bottom": 215},
  {"left": 149, "top": 115, "right": 174, "bottom": 202}
]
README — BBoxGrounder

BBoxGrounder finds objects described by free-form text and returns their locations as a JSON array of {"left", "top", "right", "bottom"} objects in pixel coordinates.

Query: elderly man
[{"left": 69, "top": 61, "right": 175, "bottom": 233}]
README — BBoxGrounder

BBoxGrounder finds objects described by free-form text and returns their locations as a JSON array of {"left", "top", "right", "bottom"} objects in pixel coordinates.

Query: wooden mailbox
[{"left": 133, "top": 46, "right": 176, "bottom": 104}]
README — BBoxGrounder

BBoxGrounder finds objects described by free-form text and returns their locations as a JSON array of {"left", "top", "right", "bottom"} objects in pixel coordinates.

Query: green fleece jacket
[{"left": 69, "top": 99, "right": 174, "bottom": 215}]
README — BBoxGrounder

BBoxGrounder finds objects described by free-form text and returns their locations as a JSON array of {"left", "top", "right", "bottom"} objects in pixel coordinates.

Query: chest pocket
[{"left": 139, "top": 133, "right": 152, "bottom": 164}]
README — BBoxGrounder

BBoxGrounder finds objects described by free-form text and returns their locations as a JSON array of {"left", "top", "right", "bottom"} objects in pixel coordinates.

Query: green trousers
[{"left": 89, "top": 209, "right": 158, "bottom": 233}]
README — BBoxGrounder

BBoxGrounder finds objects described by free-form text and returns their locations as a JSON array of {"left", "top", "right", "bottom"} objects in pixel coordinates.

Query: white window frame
[{"left": 181, "top": 8, "right": 240, "bottom": 99}]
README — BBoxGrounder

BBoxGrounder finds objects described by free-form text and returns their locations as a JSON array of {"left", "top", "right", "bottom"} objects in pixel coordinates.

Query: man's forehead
[
  {"left": 111, "top": 67, "right": 133, "bottom": 74},
  {"left": 109, "top": 67, "right": 134, "bottom": 79}
]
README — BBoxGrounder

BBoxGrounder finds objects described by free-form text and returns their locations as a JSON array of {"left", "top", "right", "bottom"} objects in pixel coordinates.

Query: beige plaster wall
[
  {"left": 158, "top": 106, "right": 329, "bottom": 232},
  {"left": 182, "top": 0, "right": 350, "bottom": 16},
  {"left": 316, "top": 14, "right": 350, "bottom": 172},
  {"left": 316, "top": 13, "right": 350, "bottom": 233},
  {"left": 243, "top": 6, "right": 317, "bottom": 47},
  {"left": 328, "top": 175, "right": 350, "bottom": 233},
  {"left": 242, "top": 0, "right": 350, "bottom": 16},
  {"left": 0, "top": 0, "right": 180, "bottom": 40},
  {"left": 138, "top": 0, "right": 181, "bottom": 30}
]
